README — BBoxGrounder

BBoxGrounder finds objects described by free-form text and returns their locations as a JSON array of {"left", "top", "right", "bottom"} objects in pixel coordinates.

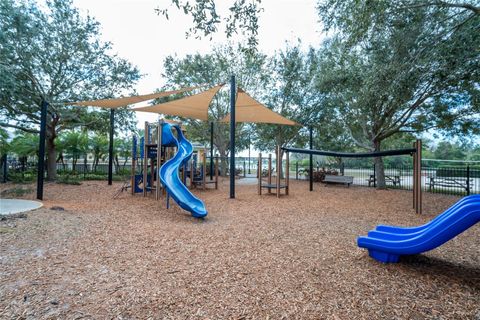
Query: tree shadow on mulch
[{"left": 400, "top": 255, "right": 480, "bottom": 291}]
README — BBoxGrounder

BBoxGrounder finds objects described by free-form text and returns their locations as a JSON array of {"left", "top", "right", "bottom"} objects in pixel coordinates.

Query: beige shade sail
[
  {"left": 69, "top": 86, "right": 200, "bottom": 108},
  {"left": 221, "top": 88, "right": 298, "bottom": 125},
  {"left": 132, "top": 84, "right": 225, "bottom": 120}
]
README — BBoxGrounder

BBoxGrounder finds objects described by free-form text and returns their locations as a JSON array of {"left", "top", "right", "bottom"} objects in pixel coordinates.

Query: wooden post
[
  {"left": 156, "top": 121, "right": 162, "bottom": 200},
  {"left": 258, "top": 153, "right": 262, "bottom": 195},
  {"left": 202, "top": 151, "right": 207, "bottom": 190},
  {"left": 416, "top": 139, "right": 422, "bottom": 214},
  {"left": 190, "top": 154, "right": 194, "bottom": 188},
  {"left": 215, "top": 156, "right": 219, "bottom": 190},
  {"left": 150, "top": 158, "right": 154, "bottom": 194},
  {"left": 286, "top": 151, "right": 289, "bottom": 195},
  {"left": 276, "top": 146, "right": 281, "bottom": 198},
  {"left": 131, "top": 136, "right": 136, "bottom": 195},
  {"left": 143, "top": 122, "right": 148, "bottom": 197},
  {"left": 268, "top": 154, "right": 272, "bottom": 194}
]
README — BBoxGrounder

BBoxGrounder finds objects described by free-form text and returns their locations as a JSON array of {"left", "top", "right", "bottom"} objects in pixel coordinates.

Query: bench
[
  {"left": 367, "top": 175, "right": 401, "bottom": 187},
  {"left": 323, "top": 175, "right": 354, "bottom": 187},
  {"left": 428, "top": 176, "right": 473, "bottom": 192}
]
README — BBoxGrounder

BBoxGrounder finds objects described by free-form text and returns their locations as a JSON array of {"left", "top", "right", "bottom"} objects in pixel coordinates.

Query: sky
[{"left": 72, "top": 0, "right": 323, "bottom": 128}]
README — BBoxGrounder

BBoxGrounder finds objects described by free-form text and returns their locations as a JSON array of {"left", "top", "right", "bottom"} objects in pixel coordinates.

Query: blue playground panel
[{"left": 357, "top": 195, "right": 480, "bottom": 263}]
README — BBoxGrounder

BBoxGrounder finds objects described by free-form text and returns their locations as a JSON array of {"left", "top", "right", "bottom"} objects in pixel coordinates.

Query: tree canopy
[{"left": 0, "top": 0, "right": 141, "bottom": 179}]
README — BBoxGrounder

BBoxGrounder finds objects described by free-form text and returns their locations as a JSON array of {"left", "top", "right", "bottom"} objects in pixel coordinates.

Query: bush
[
  {"left": 8, "top": 172, "right": 36, "bottom": 183},
  {"left": 1, "top": 187, "right": 33, "bottom": 197},
  {"left": 312, "top": 168, "right": 338, "bottom": 182},
  {"left": 56, "top": 175, "right": 82, "bottom": 185}
]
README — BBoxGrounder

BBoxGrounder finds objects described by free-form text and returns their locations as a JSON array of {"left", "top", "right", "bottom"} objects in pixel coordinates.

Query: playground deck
[{"left": 0, "top": 179, "right": 479, "bottom": 319}]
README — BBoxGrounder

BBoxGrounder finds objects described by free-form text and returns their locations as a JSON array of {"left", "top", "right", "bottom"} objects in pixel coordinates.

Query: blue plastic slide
[
  {"left": 357, "top": 195, "right": 480, "bottom": 263},
  {"left": 159, "top": 123, "right": 208, "bottom": 218}
]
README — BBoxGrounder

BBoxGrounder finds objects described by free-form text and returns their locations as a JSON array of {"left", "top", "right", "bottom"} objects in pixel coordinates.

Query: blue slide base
[
  {"left": 357, "top": 195, "right": 480, "bottom": 263},
  {"left": 368, "top": 250, "right": 400, "bottom": 263}
]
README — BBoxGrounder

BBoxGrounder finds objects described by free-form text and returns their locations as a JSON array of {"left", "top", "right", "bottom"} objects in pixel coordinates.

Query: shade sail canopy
[
  {"left": 69, "top": 86, "right": 200, "bottom": 108},
  {"left": 221, "top": 88, "right": 298, "bottom": 125},
  {"left": 132, "top": 84, "right": 224, "bottom": 120}
]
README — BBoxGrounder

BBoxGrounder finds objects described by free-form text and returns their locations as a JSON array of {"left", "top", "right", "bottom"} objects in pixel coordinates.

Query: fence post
[
  {"left": 243, "top": 159, "right": 246, "bottom": 177},
  {"left": 295, "top": 161, "right": 298, "bottom": 180},
  {"left": 466, "top": 165, "right": 470, "bottom": 196},
  {"left": 373, "top": 164, "right": 376, "bottom": 188}
]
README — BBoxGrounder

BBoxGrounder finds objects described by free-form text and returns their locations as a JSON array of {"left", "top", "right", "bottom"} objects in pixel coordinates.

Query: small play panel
[{"left": 0, "top": 199, "right": 43, "bottom": 215}]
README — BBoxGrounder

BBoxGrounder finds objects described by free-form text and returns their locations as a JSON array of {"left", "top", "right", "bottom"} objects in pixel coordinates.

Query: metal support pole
[
  {"left": 108, "top": 108, "right": 115, "bottom": 185},
  {"left": 37, "top": 100, "right": 48, "bottom": 200},
  {"left": 2, "top": 154, "right": 7, "bottom": 183},
  {"left": 309, "top": 126, "right": 313, "bottom": 191},
  {"left": 229, "top": 75, "right": 236, "bottom": 198},
  {"left": 210, "top": 122, "right": 214, "bottom": 180},
  {"left": 258, "top": 153, "right": 262, "bottom": 195}
]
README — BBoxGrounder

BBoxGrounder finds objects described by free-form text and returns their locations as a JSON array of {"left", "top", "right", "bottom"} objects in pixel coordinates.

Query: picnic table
[
  {"left": 428, "top": 176, "right": 473, "bottom": 192},
  {"left": 367, "top": 175, "right": 401, "bottom": 187}
]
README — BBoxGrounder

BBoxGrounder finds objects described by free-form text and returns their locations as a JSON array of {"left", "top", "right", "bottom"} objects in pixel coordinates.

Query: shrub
[{"left": 56, "top": 175, "right": 82, "bottom": 185}]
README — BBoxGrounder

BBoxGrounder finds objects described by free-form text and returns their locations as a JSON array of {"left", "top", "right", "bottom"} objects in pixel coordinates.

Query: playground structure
[
  {"left": 188, "top": 147, "right": 219, "bottom": 190},
  {"left": 257, "top": 146, "right": 289, "bottom": 197},
  {"left": 358, "top": 195, "right": 480, "bottom": 263},
  {"left": 126, "top": 120, "right": 219, "bottom": 218}
]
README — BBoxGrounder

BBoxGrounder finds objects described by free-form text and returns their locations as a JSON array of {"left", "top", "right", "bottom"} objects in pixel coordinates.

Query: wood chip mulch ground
[{"left": 0, "top": 179, "right": 479, "bottom": 319}]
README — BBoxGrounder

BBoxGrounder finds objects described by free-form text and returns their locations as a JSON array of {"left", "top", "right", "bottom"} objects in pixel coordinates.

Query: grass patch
[
  {"left": 1, "top": 187, "right": 33, "bottom": 197},
  {"left": 56, "top": 175, "right": 82, "bottom": 185},
  {"left": 0, "top": 226, "right": 15, "bottom": 234}
]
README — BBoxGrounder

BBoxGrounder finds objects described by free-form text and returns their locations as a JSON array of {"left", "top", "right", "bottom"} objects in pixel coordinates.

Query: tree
[
  {"left": 252, "top": 44, "right": 323, "bottom": 177},
  {"left": 89, "top": 134, "right": 109, "bottom": 172},
  {"left": 60, "top": 131, "right": 88, "bottom": 172},
  {"left": 157, "top": 0, "right": 263, "bottom": 49},
  {"left": 0, "top": 128, "right": 10, "bottom": 159},
  {"left": 0, "top": 0, "right": 140, "bottom": 180},
  {"left": 10, "top": 132, "right": 39, "bottom": 160},
  {"left": 161, "top": 44, "right": 269, "bottom": 175},
  {"left": 114, "top": 137, "right": 132, "bottom": 172},
  {"left": 315, "top": 1, "right": 480, "bottom": 188},
  {"left": 433, "top": 141, "right": 467, "bottom": 160}
]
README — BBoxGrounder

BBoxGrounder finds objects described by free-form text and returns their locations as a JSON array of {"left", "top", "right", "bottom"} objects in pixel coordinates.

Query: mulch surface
[{"left": 1, "top": 179, "right": 479, "bottom": 319}]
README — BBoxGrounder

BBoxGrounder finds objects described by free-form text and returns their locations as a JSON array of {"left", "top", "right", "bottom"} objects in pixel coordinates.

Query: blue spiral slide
[
  {"left": 159, "top": 123, "right": 207, "bottom": 218},
  {"left": 357, "top": 195, "right": 480, "bottom": 263}
]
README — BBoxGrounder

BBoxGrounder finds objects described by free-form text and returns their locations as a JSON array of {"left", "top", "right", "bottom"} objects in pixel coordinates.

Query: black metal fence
[
  {"left": 2, "top": 156, "right": 479, "bottom": 196},
  {"left": 285, "top": 160, "right": 479, "bottom": 196}
]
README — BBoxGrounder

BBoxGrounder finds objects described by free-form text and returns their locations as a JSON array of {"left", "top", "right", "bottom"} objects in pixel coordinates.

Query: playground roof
[
  {"left": 221, "top": 88, "right": 298, "bottom": 126},
  {"left": 69, "top": 86, "right": 200, "bottom": 108},
  {"left": 132, "top": 84, "right": 224, "bottom": 121}
]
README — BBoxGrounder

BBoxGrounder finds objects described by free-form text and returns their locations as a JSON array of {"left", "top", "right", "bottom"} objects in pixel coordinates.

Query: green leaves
[{"left": 156, "top": 0, "right": 263, "bottom": 50}]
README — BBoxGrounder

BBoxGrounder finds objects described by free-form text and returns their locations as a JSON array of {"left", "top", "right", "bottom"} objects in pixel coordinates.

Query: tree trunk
[
  {"left": 277, "top": 147, "right": 285, "bottom": 179},
  {"left": 46, "top": 136, "right": 57, "bottom": 181},
  {"left": 218, "top": 147, "right": 228, "bottom": 177},
  {"left": 373, "top": 140, "right": 386, "bottom": 189},
  {"left": 114, "top": 155, "right": 119, "bottom": 174}
]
